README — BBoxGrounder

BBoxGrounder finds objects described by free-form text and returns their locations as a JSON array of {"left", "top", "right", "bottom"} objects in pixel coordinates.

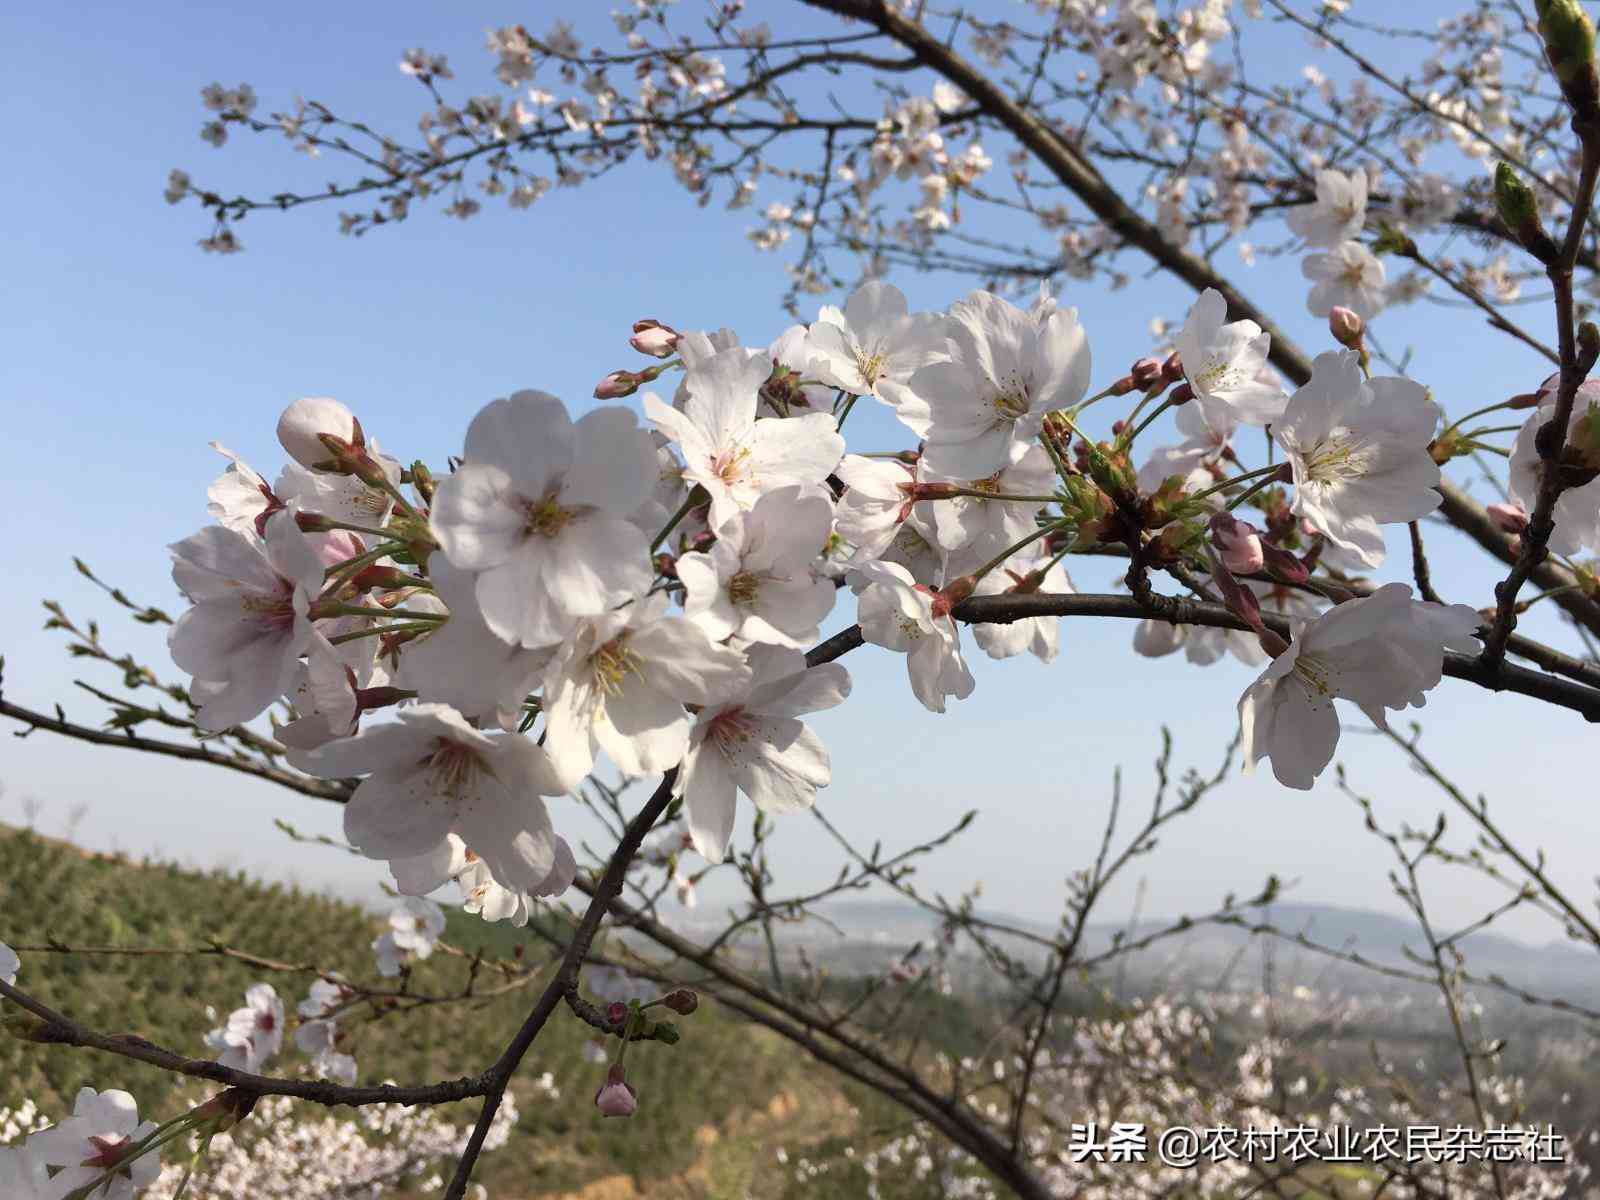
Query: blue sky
[{"left": 3, "top": 2, "right": 1593, "bottom": 945}]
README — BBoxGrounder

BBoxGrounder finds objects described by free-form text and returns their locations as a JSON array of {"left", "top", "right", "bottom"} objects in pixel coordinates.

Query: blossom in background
[
  {"left": 1285, "top": 167, "right": 1368, "bottom": 246},
  {"left": 1302, "top": 241, "right": 1386, "bottom": 320},
  {"left": 1274, "top": 350, "right": 1441, "bottom": 568},
  {"left": 855, "top": 560, "right": 975, "bottom": 713},
  {"left": 374, "top": 897, "right": 446, "bottom": 972},
  {"left": 27, "top": 1087, "right": 161, "bottom": 1200},
  {"left": 903, "top": 289, "right": 1091, "bottom": 478},
  {"left": 430, "top": 391, "right": 658, "bottom": 648},
  {"left": 1508, "top": 381, "right": 1600, "bottom": 555},
  {"left": 1136, "top": 399, "right": 1236, "bottom": 492},
  {"left": 206, "top": 983, "right": 286, "bottom": 1073},
  {"left": 291, "top": 703, "right": 570, "bottom": 898},
  {"left": 0, "top": 941, "right": 16, "bottom": 986},
  {"left": 675, "top": 646, "right": 849, "bottom": 862},
  {"left": 1174, "top": 288, "right": 1286, "bottom": 426},
  {"left": 645, "top": 344, "right": 844, "bottom": 529},
  {"left": 541, "top": 590, "right": 753, "bottom": 788},
  {"left": 168, "top": 507, "right": 325, "bottom": 731},
  {"left": 676, "top": 484, "right": 838, "bottom": 648},
  {"left": 1238, "top": 583, "right": 1482, "bottom": 789},
  {"left": 294, "top": 1017, "right": 357, "bottom": 1085},
  {"left": 968, "top": 550, "right": 1073, "bottom": 663},
  {"left": 805, "top": 280, "right": 951, "bottom": 406}
]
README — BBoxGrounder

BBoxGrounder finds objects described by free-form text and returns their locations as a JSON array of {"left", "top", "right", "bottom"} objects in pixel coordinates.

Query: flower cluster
[{"left": 164, "top": 276, "right": 1491, "bottom": 932}]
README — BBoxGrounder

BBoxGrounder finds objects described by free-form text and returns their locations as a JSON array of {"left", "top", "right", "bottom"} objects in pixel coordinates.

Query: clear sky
[{"left": 4, "top": 2, "right": 1592, "bottom": 946}]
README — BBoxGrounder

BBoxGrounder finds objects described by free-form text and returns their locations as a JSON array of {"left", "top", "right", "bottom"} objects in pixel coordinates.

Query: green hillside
[{"left": 0, "top": 825, "right": 871, "bottom": 1198}]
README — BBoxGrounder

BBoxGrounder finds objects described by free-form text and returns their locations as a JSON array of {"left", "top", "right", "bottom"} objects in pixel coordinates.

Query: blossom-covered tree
[{"left": 8, "top": 2, "right": 1600, "bottom": 1197}]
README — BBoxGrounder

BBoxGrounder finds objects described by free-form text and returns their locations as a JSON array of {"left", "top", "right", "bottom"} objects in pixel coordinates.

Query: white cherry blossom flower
[
  {"left": 1273, "top": 351, "right": 1441, "bottom": 568},
  {"left": 833, "top": 455, "right": 918, "bottom": 565},
  {"left": 854, "top": 560, "right": 975, "bottom": 712},
  {"left": 541, "top": 590, "right": 753, "bottom": 789},
  {"left": 1174, "top": 289, "right": 1286, "bottom": 425},
  {"left": 675, "top": 646, "right": 850, "bottom": 863},
  {"left": 1285, "top": 168, "right": 1368, "bottom": 247},
  {"left": 168, "top": 508, "right": 325, "bottom": 731},
  {"left": 291, "top": 703, "right": 569, "bottom": 897},
  {"left": 297, "top": 976, "right": 354, "bottom": 1020},
  {"left": 27, "top": 1087, "right": 161, "bottom": 1200},
  {"left": 276, "top": 632, "right": 359, "bottom": 751},
  {"left": 903, "top": 289, "right": 1091, "bottom": 478},
  {"left": 206, "top": 442, "right": 277, "bottom": 536},
  {"left": 1238, "top": 583, "right": 1481, "bottom": 789},
  {"left": 392, "top": 556, "right": 551, "bottom": 729},
  {"left": 1136, "top": 400, "right": 1236, "bottom": 492},
  {"left": 969, "top": 549, "right": 1073, "bottom": 663},
  {"left": 923, "top": 442, "right": 1056, "bottom": 562},
  {"left": 1508, "top": 383, "right": 1600, "bottom": 555},
  {"left": 388, "top": 897, "right": 446, "bottom": 957},
  {"left": 677, "top": 484, "right": 837, "bottom": 648},
  {"left": 644, "top": 345, "right": 844, "bottom": 529},
  {"left": 1303, "top": 241, "right": 1386, "bottom": 320},
  {"left": 430, "top": 391, "right": 657, "bottom": 648},
  {"left": 207, "top": 983, "right": 285, "bottom": 1073},
  {"left": 294, "top": 1018, "right": 357, "bottom": 1084},
  {"left": 805, "top": 281, "right": 951, "bottom": 405},
  {"left": 0, "top": 941, "right": 16, "bottom": 986}
]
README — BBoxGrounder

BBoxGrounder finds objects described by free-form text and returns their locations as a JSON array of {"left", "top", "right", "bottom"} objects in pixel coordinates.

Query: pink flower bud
[
  {"left": 1161, "top": 352, "right": 1184, "bottom": 384},
  {"left": 1212, "top": 516, "right": 1265, "bottom": 574},
  {"left": 1130, "top": 356, "right": 1164, "bottom": 389},
  {"left": 278, "top": 398, "right": 358, "bottom": 469},
  {"left": 1487, "top": 501, "right": 1529, "bottom": 534},
  {"left": 595, "top": 1064, "right": 638, "bottom": 1118},
  {"left": 1328, "top": 306, "right": 1364, "bottom": 348},
  {"left": 593, "top": 371, "right": 638, "bottom": 400},
  {"left": 630, "top": 319, "right": 680, "bottom": 358}
]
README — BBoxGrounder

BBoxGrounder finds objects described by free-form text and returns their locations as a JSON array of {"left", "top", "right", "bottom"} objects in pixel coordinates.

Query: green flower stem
[
  {"left": 319, "top": 604, "right": 446, "bottom": 622},
  {"left": 1118, "top": 395, "right": 1176, "bottom": 450},
  {"left": 1185, "top": 462, "right": 1284, "bottom": 507},
  {"left": 967, "top": 519, "right": 1070, "bottom": 586},
  {"left": 650, "top": 489, "right": 706, "bottom": 554},
  {"left": 328, "top": 620, "right": 439, "bottom": 646},
  {"left": 1443, "top": 398, "right": 1523, "bottom": 437},
  {"left": 1224, "top": 472, "right": 1289, "bottom": 513},
  {"left": 318, "top": 541, "right": 408, "bottom": 600}
]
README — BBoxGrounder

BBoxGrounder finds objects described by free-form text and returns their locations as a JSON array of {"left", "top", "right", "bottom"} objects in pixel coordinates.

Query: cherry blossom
[
  {"left": 854, "top": 560, "right": 975, "bottom": 713},
  {"left": 294, "top": 1018, "right": 358, "bottom": 1085},
  {"left": 392, "top": 556, "right": 552, "bottom": 729},
  {"left": 0, "top": 941, "right": 16, "bottom": 987},
  {"left": 968, "top": 550, "right": 1073, "bottom": 663},
  {"left": 541, "top": 590, "right": 752, "bottom": 788},
  {"left": 168, "top": 507, "right": 326, "bottom": 731},
  {"left": 206, "top": 982, "right": 286, "bottom": 1073},
  {"left": 1302, "top": 242, "right": 1386, "bottom": 320},
  {"left": 923, "top": 442, "right": 1057, "bottom": 563},
  {"left": 1508, "top": 382, "right": 1600, "bottom": 555},
  {"left": 1274, "top": 351, "right": 1442, "bottom": 568},
  {"left": 291, "top": 703, "right": 570, "bottom": 896},
  {"left": 27, "top": 1087, "right": 161, "bottom": 1200},
  {"left": 1285, "top": 168, "right": 1368, "bottom": 247},
  {"left": 1137, "top": 401, "right": 1236, "bottom": 492},
  {"left": 276, "top": 633, "right": 359, "bottom": 750},
  {"left": 644, "top": 344, "right": 844, "bottom": 529},
  {"left": 832, "top": 455, "right": 918, "bottom": 564},
  {"left": 675, "top": 646, "right": 849, "bottom": 863},
  {"left": 805, "top": 280, "right": 951, "bottom": 406},
  {"left": 903, "top": 289, "right": 1091, "bottom": 478},
  {"left": 429, "top": 391, "right": 657, "bottom": 648},
  {"left": 1174, "top": 289, "right": 1286, "bottom": 426},
  {"left": 676, "top": 484, "right": 837, "bottom": 648},
  {"left": 1238, "top": 583, "right": 1482, "bottom": 789}
]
